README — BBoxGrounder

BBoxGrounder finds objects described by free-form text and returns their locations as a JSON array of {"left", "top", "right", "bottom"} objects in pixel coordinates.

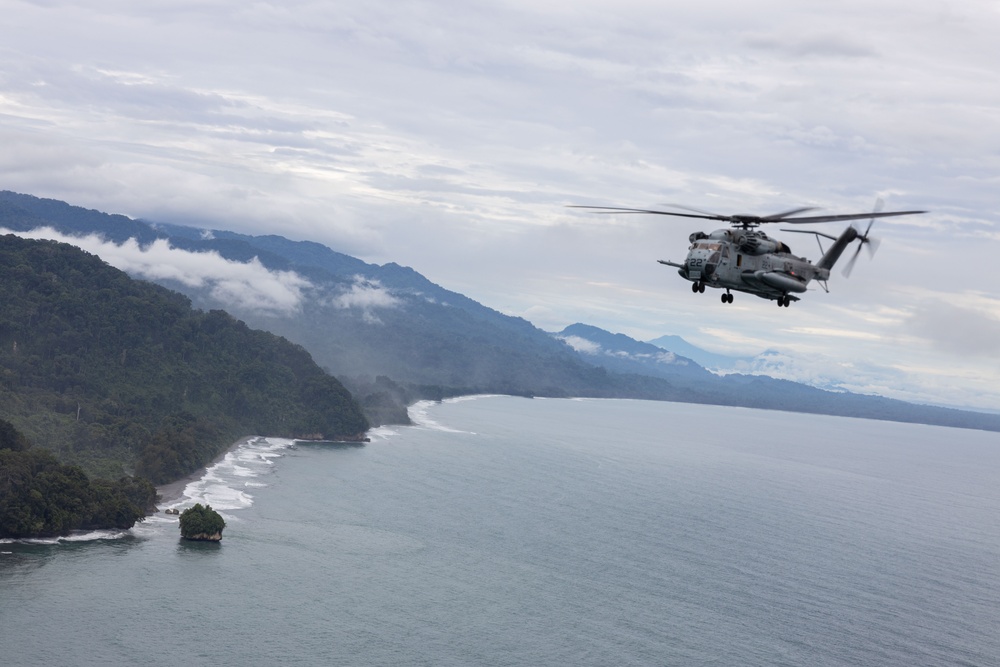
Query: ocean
[{"left": 2, "top": 396, "right": 999, "bottom": 666}]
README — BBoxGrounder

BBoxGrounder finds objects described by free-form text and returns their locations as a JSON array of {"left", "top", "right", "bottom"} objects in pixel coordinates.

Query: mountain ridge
[
  {"left": 644, "top": 334, "right": 757, "bottom": 370},
  {"left": 2, "top": 190, "right": 999, "bottom": 434}
]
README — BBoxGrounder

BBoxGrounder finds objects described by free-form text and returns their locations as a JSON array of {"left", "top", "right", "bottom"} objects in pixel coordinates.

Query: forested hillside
[
  {"left": 0, "top": 418, "right": 156, "bottom": 538},
  {"left": 0, "top": 191, "right": 639, "bottom": 416},
  {"left": 0, "top": 234, "right": 368, "bottom": 483}
]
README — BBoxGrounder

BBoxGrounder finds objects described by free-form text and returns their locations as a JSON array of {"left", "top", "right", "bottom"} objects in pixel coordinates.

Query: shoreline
[{"left": 154, "top": 436, "right": 255, "bottom": 508}]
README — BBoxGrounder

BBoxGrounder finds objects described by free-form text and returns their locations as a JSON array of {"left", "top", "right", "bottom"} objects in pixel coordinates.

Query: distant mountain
[
  {"left": 549, "top": 322, "right": 1000, "bottom": 432},
  {"left": 645, "top": 334, "right": 756, "bottom": 370},
  {"left": 3, "top": 191, "right": 1000, "bottom": 434},
  {"left": 647, "top": 336, "right": 908, "bottom": 399},
  {"left": 555, "top": 324, "right": 711, "bottom": 381}
]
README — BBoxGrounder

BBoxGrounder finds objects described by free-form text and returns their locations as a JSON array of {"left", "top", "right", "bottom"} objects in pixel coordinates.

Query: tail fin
[{"left": 817, "top": 226, "right": 860, "bottom": 271}]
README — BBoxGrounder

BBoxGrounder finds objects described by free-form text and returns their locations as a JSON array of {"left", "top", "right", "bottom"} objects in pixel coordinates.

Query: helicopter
[{"left": 570, "top": 201, "right": 926, "bottom": 307}]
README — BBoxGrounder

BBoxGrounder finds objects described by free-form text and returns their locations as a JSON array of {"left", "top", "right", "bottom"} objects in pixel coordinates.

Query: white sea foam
[
  {"left": 1, "top": 529, "right": 130, "bottom": 545},
  {"left": 367, "top": 425, "right": 400, "bottom": 441},
  {"left": 1, "top": 437, "right": 298, "bottom": 544},
  {"left": 163, "top": 436, "right": 297, "bottom": 515},
  {"left": 408, "top": 400, "right": 476, "bottom": 434},
  {"left": 442, "top": 394, "right": 503, "bottom": 404}
]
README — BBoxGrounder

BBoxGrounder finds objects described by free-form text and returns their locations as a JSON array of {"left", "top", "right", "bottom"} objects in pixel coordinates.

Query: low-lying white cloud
[
  {"left": 0, "top": 227, "right": 312, "bottom": 315},
  {"left": 559, "top": 335, "right": 602, "bottom": 355},
  {"left": 558, "top": 334, "right": 685, "bottom": 366},
  {"left": 330, "top": 276, "right": 401, "bottom": 324}
]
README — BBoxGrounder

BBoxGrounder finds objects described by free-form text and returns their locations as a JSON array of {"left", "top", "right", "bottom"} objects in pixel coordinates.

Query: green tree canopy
[
  {"left": 0, "top": 419, "right": 156, "bottom": 538},
  {"left": 178, "top": 503, "right": 226, "bottom": 539}
]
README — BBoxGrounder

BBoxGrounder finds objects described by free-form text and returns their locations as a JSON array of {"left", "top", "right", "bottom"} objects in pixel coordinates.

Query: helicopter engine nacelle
[{"left": 739, "top": 232, "right": 781, "bottom": 255}]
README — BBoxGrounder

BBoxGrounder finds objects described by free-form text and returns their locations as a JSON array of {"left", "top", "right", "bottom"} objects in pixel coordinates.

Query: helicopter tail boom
[{"left": 816, "top": 226, "right": 860, "bottom": 271}]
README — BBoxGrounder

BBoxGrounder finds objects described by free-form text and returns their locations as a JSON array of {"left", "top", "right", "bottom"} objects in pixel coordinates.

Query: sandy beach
[{"left": 154, "top": 436, "right": 255, "bottom": 507}]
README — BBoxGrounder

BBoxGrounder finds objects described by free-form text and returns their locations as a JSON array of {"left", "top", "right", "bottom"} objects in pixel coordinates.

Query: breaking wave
[{"left": 159, "top": 437, "right": 297, "bottom": 522}]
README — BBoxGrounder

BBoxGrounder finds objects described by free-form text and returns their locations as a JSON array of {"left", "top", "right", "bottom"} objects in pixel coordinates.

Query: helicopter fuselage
[
  {"left": 660, "top": 226, "right": 850, "bottom": 307},
  {"left": 569, "top": 201, "right": 925, "bottom": 308}
]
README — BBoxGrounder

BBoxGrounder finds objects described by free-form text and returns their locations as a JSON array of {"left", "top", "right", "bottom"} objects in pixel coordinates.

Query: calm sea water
[{"left": 2, "top": 397, "right": 999, "bottom": 666}]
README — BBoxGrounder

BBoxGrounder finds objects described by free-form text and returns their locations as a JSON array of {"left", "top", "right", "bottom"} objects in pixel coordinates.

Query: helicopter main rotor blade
[
  {"left": 761, "top": 207, "right": 818, "bottom": 220},
  {"left": 780, "top": 210, "right": 925, "bottom": 224},
  {"left": 566, "top": 205, "right": 731, "bottom": 222},
  {"left": 658, "top": 203, "right": 728, "bottom": 217},
  {"left": 568, "top": 204, "right": 926, "bottom": 227}
]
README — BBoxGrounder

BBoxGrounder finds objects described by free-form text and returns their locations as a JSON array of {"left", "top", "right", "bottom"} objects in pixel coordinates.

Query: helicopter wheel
[
  {"left": 776, "top": 295, "right": 791, "bottom": 307},
  {"left": 692, "top": 282, "right": 699, "bottom": 293},
  {"left": 699, "top": 282, "right": 706, "bottom": 293},
  {"left": 721, "top": 293, "right": 733, "bottom": 304}
]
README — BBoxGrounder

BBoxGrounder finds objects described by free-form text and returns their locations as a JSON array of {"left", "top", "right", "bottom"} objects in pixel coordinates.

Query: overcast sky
[{"left": 2, "top": 1, "right": 999, "bottom": 411}]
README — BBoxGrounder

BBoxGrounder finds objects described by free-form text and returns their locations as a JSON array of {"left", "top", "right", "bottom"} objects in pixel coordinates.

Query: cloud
[
  {"left": 904, "top": 299, "right": 1000, "bottom": 357},
  {"left": 559, "top": 335, "right": 602, "bottom": 355},
  {"left": 330, "top": 276, "right": 401, "bottom": 324},
  {"left": 649, "top": 350, "right": 680, "bottom": 365},
  {"left": 743, "top": 33, "right": 877, "bottom": 59},
  {"left": 0, "top": 227, "right": 312, "bottom": 315},
  {"left": 557, "top": 334, "right": 685, "bottom": 367}
]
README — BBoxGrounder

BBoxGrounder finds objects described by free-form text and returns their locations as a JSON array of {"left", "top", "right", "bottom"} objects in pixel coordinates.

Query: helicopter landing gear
[
  {"left": 721, "top": 292, "right": 733, "bottom": 304},
  {"left": 777, "top": 295, "right": 791, "bottom": 307},
  {"left": 692, "top": 281, "right": 706, "bottom": 293}
]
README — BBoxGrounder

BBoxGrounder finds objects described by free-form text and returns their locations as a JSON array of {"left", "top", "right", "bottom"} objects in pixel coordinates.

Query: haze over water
[{"left": 3, "top": 397, "right": 999, "bottom": 666}]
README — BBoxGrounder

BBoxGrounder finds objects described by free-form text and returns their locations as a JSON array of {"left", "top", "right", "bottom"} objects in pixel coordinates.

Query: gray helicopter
[{"left": 571, "top": 202, "right": 925, "bottom": 307}]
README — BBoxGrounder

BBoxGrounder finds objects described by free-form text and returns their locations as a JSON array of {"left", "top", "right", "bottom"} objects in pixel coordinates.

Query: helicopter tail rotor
[{"left": 842, "top": 198, "right": 883, "bottom": 278}]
